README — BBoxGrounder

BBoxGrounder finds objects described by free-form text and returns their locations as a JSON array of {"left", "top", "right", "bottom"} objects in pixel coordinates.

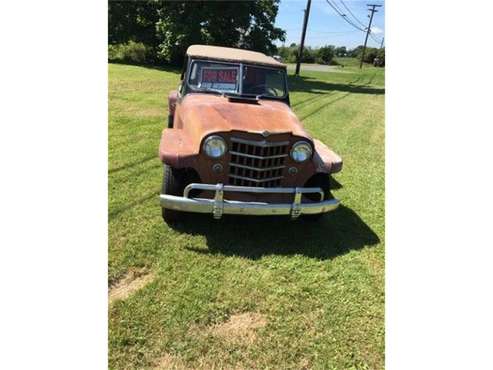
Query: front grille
[{"left": 228, "top": 137, "right": 289, "bottom": 187}]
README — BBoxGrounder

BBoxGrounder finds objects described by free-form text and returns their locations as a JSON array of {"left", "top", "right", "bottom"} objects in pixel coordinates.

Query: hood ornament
[{"left": 261, "top": 130, "right": 271, "bottom": 138}]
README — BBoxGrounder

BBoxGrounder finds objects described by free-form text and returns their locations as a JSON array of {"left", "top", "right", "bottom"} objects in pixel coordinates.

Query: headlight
[
  {"left": 203, "top": 135, "right": 227, "bottom": 158},
  {"left": 290, "top": 141, "right": 312, "bottom": 162}
]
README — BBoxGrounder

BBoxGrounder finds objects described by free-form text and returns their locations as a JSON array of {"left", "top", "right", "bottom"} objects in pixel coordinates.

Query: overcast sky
[{"left": 274, "top": 0, "right": 385, "bottom": 49}]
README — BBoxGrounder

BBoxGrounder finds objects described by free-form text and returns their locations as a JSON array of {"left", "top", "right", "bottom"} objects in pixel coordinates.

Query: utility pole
[
  {"left": 380, "top": 36, "right": 384, "bottom": 49},
  {"left": 295, "top": 0, "right": 312, "bottom": 76},
  {"left": 360, "top": 4, "right": 382, "bottom": 69}
]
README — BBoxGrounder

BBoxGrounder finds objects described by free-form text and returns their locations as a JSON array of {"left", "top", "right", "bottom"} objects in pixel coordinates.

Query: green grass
[
  {"left": 333, "top": 57, "right": 362, "bottom": 67},
  {"left": 109, "top": 62, "right": 385, "bottom": 369}
]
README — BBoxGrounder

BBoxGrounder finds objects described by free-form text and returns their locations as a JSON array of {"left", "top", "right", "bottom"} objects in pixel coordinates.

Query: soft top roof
[{"left": 186, "top": 45, "right": 286, "bottom": 68}]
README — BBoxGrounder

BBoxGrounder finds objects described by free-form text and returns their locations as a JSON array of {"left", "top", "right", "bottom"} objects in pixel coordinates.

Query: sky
[{"left": 274, "top": 0, "right": 385, "bottom": 49}]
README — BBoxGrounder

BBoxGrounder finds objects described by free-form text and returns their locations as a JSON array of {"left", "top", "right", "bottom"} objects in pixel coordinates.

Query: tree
[
  {"left": 347, "top": 45, "right": 364, "bottom": 58},
  {"left": 109, "top": 0, "right": 286, "bottom": 64},
  {"left": 335, "top": 46, "right": 347, "bottom": 57},
  {"left": 375, "top": 47, "right": 385, "bottom": 66},
  {"left": 362, "top": 47, "right": 378, "bottom": 64},
  {"left": 317, "top": 45, "right": 335, "bottom": 64},
  {"left": 108, "top": 1, "right": 160, "bottom": 47}
]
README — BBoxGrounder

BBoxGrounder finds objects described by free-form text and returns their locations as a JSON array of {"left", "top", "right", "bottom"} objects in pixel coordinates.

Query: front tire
[{"left": 161, "top": 164, "right": 185, "bottom": 223}]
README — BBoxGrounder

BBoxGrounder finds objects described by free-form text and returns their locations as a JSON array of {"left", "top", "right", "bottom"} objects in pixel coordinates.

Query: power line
[
  {"left": 325, "top": 0, "right": 384, "bottom": 45},
  {"left": 338, "top": 0, "right": 367, "bottom": 29},
  {"left": 370, "top": 32, "right": 382, "bottom": 44},
  {"left": 284, "top": 28, "right": 360, "bottom": 35},
  {"left": 325, "top": 0, "right": 366, "bottom": 32}
]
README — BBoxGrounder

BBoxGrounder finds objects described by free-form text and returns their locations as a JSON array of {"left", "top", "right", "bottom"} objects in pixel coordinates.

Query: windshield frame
[{"left": 185, "top": 58, "right": 289, "bottom": 101}]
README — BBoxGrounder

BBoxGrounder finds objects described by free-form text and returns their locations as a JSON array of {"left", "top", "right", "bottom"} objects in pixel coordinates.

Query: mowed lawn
[{"left": 109, "top": 62, "right": 385, "bottom": 369}]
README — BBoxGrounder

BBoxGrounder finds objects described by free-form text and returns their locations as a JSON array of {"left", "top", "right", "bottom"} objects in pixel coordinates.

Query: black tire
[
  {"left": 302, "top": 174, "right": 334, "bottom": 222},
  {"left": 161, "top": 164, "right": 185, "bottom": 223},
  {"left": 167, "top": 114, "right": 174, "bottom": 128}
]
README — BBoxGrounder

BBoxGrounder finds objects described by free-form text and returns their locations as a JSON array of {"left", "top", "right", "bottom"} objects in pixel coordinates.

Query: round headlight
[
  {"left": 203, "top": 135, "right": 227, "bottom": 158},
  {"left": 290, "top": 141, "right": 312, "bottom": 162}
]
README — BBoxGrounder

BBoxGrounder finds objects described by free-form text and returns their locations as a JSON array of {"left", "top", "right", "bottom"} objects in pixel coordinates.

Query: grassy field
[
  {"left": 109, "top": 62, "right": 385, "bottom": 369},
  {"left": 333, "top": 57, "right": 362, "bottom": 68}
]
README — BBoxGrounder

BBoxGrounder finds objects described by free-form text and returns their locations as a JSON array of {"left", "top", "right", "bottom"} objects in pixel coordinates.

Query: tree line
[{"left": 277, "top": 44, "right": 385, "bottom": 66}]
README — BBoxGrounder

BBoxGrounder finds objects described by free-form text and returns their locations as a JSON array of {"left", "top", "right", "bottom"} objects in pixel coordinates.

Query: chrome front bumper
[{"left": 160, "top": 183, "right": 340, "bottom": 220}]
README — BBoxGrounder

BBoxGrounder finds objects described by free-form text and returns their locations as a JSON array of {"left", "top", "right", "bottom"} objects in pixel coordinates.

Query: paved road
[{"left": 286, "top": 63, "right": 340, "bottom": 72}]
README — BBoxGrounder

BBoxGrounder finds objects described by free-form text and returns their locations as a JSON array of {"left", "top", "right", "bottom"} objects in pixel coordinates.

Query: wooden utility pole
[
  {"left": 295, "top": 0, "right": 312, "bottom": 76},
  {"left": 360, "top": 4, "right": 382, "bottom": 69}
]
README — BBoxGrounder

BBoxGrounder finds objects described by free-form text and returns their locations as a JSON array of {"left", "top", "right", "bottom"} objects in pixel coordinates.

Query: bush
[
  {"left": 108, "top": 41, "right": 148, "bottom": 64},
  {"left": 316, "top": 45, "right": 335, "bottom": 65},
  {"left": 362, "top": 47, "right": 378, "bottom": 64},
  {"left": 375, "top": 47, "right": 385, "bottom": 66},
  {"left": 300, "top": 47, "right": 316, "bottom": 63}
]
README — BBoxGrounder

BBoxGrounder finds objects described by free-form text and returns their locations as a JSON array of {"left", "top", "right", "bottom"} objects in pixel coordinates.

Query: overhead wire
[
  {"left": 313, "top": 0, "right": 384, "bottom": 47},
  {"left": 338, "top": 0, "right": 367, "bottom": 29},
  {"left": 324, "top": 0, "right": 367, "bottom": 32}
]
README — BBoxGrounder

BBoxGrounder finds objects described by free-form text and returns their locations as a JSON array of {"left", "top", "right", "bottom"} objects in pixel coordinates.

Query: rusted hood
[{"left": 178, "top": 94, "right": 310, "bottom": 141}]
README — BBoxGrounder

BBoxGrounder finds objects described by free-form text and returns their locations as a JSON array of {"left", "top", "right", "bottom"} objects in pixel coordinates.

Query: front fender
[
  {"left": 312, "top": 139, "right": 343, "bottom": 174},
  {"left": 158, "top": 128, "right": 198, "bottom": 168}
]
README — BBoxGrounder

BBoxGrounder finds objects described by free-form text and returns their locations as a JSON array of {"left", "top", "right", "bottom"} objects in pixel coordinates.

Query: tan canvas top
[{"left": 186, "top": 45, "right": 286, "bottom": 68}]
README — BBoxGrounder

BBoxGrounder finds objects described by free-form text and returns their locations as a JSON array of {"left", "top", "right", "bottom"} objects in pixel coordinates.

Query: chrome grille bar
[
  {"left": 229, "top": 174, "right": 284, "bottom": 183},
  {"left": 229, "top": 151, "right": 287, "bottom": 160},
  {"left": 231, "top": 137, "right": 290, "bottom": 147},
  {"left": 228, "top": 136, "right": 289, "bottom": 188},
  {"left": 229, "top": 163, "right": 286, "bottom": 172}
]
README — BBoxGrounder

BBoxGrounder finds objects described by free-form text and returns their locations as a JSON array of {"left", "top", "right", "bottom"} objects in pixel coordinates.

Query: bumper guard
[{"left": 160, "top": 183, "right": 340, "bottom": 220}]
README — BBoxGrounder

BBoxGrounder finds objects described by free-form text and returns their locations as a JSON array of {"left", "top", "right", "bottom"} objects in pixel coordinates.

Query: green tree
[
  {"left": 362, "top": 47, "right": 378, "bottom": 63},
  {"left": 155, "top": 0, "right": 285, "bottom": 64},
  {"left": 347, "top": 45, "right": 363, "bottom": 58},
  {"left": 335, "top": 46, "right": 347, "bottom": 57},
  {"left": 108, "top": 1, "right": 160, "bottom": 47},
  {"left": 317, "top": 45, "right": 335, "bottom": 64},
  {"left": 375, "top": 47, "right": 385, "bottom": 66},
  {"left": 109, "top": 1, "right": 285, "bottom": 64}
]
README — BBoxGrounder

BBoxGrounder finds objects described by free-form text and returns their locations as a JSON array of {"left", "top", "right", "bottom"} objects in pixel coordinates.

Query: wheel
[
  {"left": 167, "top": 114, "right": 174, "bottom": 128},
  {"left": 302, "top": 174, "right": 334, "bottom": 222},
  {"left": 161, "top": 164, "right": 185, "bottom": 223}
]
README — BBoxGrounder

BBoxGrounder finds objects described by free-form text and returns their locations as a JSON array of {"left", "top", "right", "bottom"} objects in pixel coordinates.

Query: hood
[{"left": 179, "top": 93, "right": 310, "bottom": 143}]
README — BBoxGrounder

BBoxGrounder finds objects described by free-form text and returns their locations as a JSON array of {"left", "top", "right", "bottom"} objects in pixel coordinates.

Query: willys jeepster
[{"left": 159, "top": 45, "right": 343, "bottom": 223}]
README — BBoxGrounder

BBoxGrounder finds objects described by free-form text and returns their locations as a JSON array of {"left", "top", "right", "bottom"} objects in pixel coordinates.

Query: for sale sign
[{"left": 199, "top": 67, "right": 238, "bottom": 92}]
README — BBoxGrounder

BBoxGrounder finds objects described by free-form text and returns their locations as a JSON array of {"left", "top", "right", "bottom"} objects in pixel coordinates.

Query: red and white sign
[{"left": 200, "top": 67, "right": 238, "bottom": 92}]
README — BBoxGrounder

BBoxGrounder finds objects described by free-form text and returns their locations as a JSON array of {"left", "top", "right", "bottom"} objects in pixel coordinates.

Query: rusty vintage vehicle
[{"left": 159, "top": 45, "right": 342, "bottom": 222}]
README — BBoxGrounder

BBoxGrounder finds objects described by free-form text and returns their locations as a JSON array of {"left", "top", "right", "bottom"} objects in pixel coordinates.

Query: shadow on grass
[
  {"left": 299, "top": 93, "right": 350, "bottom": 121},
  {"left": 172, "top": 205, "right": 379, "bottom": 260},
  {"left": 288, "top": 75, "right": 384, "bottom": 95},
  {"left": 109, "top": 191, "right": 158, "bottom": 219},
  {"left": 109, "top": 154, "right": 157, "bottom": 174}
]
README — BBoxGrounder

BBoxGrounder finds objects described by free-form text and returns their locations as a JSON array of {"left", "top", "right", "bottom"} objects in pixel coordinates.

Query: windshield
[{"left": 187, "top": 60, "right": 287, "bottom": 98}]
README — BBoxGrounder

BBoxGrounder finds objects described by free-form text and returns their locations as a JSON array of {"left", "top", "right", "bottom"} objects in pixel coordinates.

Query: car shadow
[
  {"left": 171, "top": 205, "right": 379, "bottom": 260},
  {"left": 287, "top": 75, "right": 385, "bottom": 95},
  {"left": 330, "top": 176, "right": 343, "bottom": 190}
]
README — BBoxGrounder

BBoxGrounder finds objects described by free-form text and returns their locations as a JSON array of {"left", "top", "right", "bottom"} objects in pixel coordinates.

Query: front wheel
[{"left": 161, "top": 164, "right": 185, "bottom": 223}]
